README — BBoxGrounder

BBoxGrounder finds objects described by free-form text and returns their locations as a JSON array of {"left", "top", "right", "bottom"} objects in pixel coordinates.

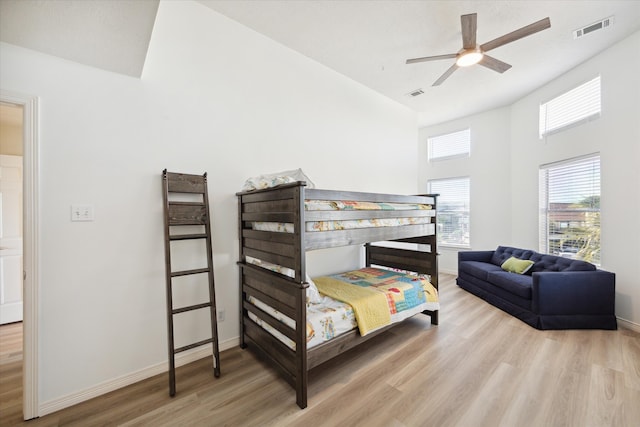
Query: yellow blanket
[{"left": 313, "top": 276, "right": 391, "bottom": 336}]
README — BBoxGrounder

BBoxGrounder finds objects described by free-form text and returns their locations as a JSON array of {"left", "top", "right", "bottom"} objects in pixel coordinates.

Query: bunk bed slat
[
  {"left": 243, "top": 198, "right": 295, "bottom": 213},
  {"left": 306, "top": 188, "right": 434, "bottom": 205},
  {"left": 242, "top": 229, "right": 295, "bottom": 245},
  {"left": 243, "top": 300, "right": 297, "bottom": 342},
  {"left": 244, "top": 321, "right": 296, "bottom": 374},
  {"left": 243, "top": 285, "right": 296, "bottom": 320},
  {"left": 244, "top": 247, "right": 296, "bottom": 270},
  {"left": 366, "top": 246, "right": 437, "bottom": 275},
  {"left": 304, "top": 209, "right": 434, "bottom": 221},
  {"left": 242, "top": 212, "right": 295, "bottom": 223},
  {"left": 244, "top": 238, "right": 296, "bottom": 259},
  {"left": 240, "top": 264, "right": 302, "bottom": 310},
  {"left": 304, "top": 223, "right": 435, "bottom": 250}
]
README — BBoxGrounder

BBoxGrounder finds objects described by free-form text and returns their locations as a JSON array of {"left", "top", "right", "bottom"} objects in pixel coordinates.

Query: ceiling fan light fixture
[{"left": 456, "top": 49, "right": 484, "bottom": 67}]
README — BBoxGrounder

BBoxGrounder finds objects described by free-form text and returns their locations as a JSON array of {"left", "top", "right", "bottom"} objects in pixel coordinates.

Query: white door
[{"left": 0, "top": 154, "right": 23, "bottom": 324}]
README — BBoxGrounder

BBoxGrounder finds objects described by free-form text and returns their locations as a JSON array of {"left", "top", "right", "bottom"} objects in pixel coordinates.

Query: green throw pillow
[{"left": 501, "top": 256, "right": 534, "bottom": 274}]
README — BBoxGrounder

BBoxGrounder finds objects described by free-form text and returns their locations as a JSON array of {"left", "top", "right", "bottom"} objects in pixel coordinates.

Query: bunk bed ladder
[{"left": 162, "top": 169, "right": 220, "bottom": 397}]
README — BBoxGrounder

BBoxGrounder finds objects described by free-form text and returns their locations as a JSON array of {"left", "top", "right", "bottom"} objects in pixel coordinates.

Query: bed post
[
  {"left": 238, "top": 194, "right": 247, "bottom": 349},
  {"left": 294, "top": 183, "right": 308, "bottom": 408},
  {"left": 422, "top": 193, "right": 439, "bottom": 325}
]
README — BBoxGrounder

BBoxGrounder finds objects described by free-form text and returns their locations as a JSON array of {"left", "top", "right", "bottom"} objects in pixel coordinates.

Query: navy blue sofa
[{"left": 457, "top": 246, "right": 617, "bottom": 330}]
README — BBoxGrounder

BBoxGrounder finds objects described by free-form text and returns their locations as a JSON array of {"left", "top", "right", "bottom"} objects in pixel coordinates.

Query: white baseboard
[
  {"left": 39, "top": 337, "right": 239, "bottom": 417},
  {"left": 617, "top": 317, "right": 640, "bottom": 333}
]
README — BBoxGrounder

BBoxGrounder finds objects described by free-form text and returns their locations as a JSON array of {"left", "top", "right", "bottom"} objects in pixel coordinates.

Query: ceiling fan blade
[
  {"left": 461, "top": 13, "right": 477, "bottom": 49},
  {"left": 481, "top": 17, "right": 551, "bottom": 52},
  {"left": 478, "top": 55, "right": 512, "bottom": 73},
  {"left": 406, "top": 53, "right": 457, "bottom": 64},
  {"left": 432, "top": 63, "right": 459, "bottom": 86}
]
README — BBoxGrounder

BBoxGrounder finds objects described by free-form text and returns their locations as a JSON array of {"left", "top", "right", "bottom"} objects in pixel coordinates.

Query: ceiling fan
[{"left": 406, "top": 13, "right": 551, "bottom": 86}]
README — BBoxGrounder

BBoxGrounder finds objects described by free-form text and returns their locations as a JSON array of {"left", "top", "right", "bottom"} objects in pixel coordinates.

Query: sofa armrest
[
  {"left": 532, "top": 271, "right": 616, "bottom": 315},
  {"left": 458, "top": 250, "right": 494, "bottom": 264}
]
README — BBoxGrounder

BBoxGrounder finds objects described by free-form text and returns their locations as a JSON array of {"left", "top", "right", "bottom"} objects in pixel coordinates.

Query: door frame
[{"left": 1, "top": 90, "right": 39, "bottom": 420}]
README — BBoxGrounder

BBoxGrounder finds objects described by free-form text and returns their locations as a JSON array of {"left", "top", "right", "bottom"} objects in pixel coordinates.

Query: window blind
[
  {"left": 539, "top": 154, "right": 601, "bottom": 264},
  {"left": 428, "top": 129, "right": 470, "bottom": 161},
  {"left": 428, "top": 177, "right": 470, "bottom": 247},
  {"left": 539, "top": 76, "right": 601, "bottom": 138}
]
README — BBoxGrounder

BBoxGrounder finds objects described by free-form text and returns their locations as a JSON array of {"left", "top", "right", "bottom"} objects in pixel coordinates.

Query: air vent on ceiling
[
  {"left": 573, "top": 16, "right": 614, "bottom": 39},
  {"left": 408, "top": 88, "right": 424, "bottom": 97}
]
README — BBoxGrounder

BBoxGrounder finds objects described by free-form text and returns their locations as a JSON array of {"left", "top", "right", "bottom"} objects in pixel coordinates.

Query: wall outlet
[
  {"left": 71, "top": 204, "right": 94, "bottom": 221},
  {"left": 217, "top": 309, "right": 225, "bottom": 322}
]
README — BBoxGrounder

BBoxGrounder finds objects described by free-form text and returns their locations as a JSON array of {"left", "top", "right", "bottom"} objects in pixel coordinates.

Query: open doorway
[
  {"left": 0, "top": 103, "right": 25, "bottom": 424},
  {"left": 0, "top": 103, "right": 24, "bottom": 324},
  {"left": 0, "top": 91, "right": 39, "bottom": 421}
]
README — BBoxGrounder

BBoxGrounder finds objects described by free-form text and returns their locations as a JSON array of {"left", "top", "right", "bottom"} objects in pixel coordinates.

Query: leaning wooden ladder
[{"left": 162, "top": 169, "right": 220, "bottom": 396}]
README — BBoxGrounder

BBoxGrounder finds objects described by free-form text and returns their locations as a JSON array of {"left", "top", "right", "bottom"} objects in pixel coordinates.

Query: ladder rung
[
  {"left": 168, "top": 201, "right": 205, "bottom": 207},
  {"left": 171, "top": 268, "right": 210, "bottom": 277},
  {"left": 169, "top": 233, "right": 208, "bottom": 241},
  {"left": 174, "top": 338, "right": 214, "bottom": 354},
  {"left": 173, "top": 302, "right": 212, "bottom": 315}
]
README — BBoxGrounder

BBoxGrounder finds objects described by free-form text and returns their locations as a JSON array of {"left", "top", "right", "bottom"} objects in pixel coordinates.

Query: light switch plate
[{"left": 71, "top": 205, "right": 94, "bottom": 221}]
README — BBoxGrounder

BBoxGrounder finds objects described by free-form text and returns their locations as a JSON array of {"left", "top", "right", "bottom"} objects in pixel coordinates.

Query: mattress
[
  {"left": 247, "top": 267, "right": 439, "bottom": 350},
  {"left": 251, "top": 198, "right": 435, "bottom": 233}
]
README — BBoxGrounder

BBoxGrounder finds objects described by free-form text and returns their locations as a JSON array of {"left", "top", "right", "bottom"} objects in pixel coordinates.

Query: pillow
[
  {"left": 501, "top": 256, "right": 534, "bottom": 274},
  {"left": 306, "top": 275, "right": 322, "bottom": 305},
  {"left": 242, "top": 168, "right": 316, "bottom": 192}
]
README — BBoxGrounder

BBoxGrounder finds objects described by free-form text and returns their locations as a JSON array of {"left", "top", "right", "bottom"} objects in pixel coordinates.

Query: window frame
[
  {"left": 539, "top": 153, "right": 601, "bottom": 265},
  {"left": 427, "top": 128, "right": 471, "bottom": 162},
  {"left": 539, "top": 75, "right": 601, "bottom": 139},
  {"left": 428, "top": 176, "right": 471, "bottom": 249}
]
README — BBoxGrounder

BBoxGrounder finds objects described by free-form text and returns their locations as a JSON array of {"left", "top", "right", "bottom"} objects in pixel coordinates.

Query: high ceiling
[{"left": 1, "top": 1, "right": 639, "bottom": 127}]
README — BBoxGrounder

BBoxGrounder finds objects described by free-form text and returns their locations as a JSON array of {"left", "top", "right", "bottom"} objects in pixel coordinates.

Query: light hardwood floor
[{"left": 1, "top": 274, "right": 639, "bottom": 426}]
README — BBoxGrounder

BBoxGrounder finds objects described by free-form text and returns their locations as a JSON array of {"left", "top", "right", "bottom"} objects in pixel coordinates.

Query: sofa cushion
[
  {"left": 501, "top": 256, "right": 534, "bottom": 274},
  {"left": 528, "top": 253, "right": 596, "bottom": 273},
  {"left": 490, "top": 246, "right": 535, "bottom": 267},
  {"left": 457, "top": 273, "right": 532, "bottom": 311},
  {"left": 459, "top": 261, "right": 503, "bottom": 281},
  {"left": 486, "top": 271, "right": 533, "bottom": 300}
]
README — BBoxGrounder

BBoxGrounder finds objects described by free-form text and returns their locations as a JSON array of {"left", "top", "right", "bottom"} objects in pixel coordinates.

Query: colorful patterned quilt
[
  {"left": 246, "top": 268, "right": 439, "bottom": 350},
  {"left": 314, "top": 268, "right": 438, "bottom": 336}
]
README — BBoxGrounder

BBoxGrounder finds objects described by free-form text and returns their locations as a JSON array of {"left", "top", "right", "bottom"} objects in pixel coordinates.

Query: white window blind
[
  {"left": 539, "top": 76, "right": 601, "bottom": 138},
  {"left": 428, "top": 129, "right": 470, "bottom": 161},
  {"left": 539, "top": 154, "right": 601, "bottom": 265},
  {"left": 428, "top": 177, "right": 470, "bottom": 247}
]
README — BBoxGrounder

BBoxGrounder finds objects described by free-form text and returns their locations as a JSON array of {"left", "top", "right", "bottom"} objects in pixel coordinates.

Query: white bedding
[
  {"left": 248, "top": 295, "right": 438, "bottom": 351},
  {"left": 253, "top": 216, "right": 434, "bottom": 233}
]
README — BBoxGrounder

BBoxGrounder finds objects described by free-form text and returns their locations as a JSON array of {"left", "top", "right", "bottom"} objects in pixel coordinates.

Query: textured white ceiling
[
  {"left": 1, "top": 1, "right": 638, "bottom": 127},
  {"left": 0, "top": 0, "right": 159, "bottom": 77},
  {"left": 200, "top": 1, "right": 640, "bottom": 126}
]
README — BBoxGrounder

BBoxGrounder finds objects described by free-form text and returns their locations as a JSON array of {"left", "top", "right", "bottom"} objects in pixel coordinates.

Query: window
[
  {"left": 539, "top": 76, "right": 601, "bottom": 138},
  {"left": 428, "top": 177, "right": 470, "bottom": 247},
  {"left": 539, "top": 154, "right": 600, "bottom": 264},
  {"left": 428, "top": 129, "right": 470, "bottom": 161}
]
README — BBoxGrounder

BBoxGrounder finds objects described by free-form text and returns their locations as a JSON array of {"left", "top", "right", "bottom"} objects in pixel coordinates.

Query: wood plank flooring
[{"left": 1, "top": 274, "right": 639, "bottom": 426}]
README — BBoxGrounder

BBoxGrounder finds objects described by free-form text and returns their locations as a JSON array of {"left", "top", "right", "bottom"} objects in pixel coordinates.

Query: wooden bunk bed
[{"left": 237, "top": 181, "right": 438, "bottom": 409}]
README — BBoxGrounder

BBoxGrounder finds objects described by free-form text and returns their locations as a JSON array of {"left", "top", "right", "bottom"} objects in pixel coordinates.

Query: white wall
[
  {"left": 418, "top": 107, "right": 512, "bottom": 273},
  {"left": 0, "top": 0, "right": 418, "bottom": 410},
  {"left": 509, "top": 31, "right": 640, "bottom": 326},
  {"left": 420, "top": 31, "right": 640, "bottom": 326}
]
